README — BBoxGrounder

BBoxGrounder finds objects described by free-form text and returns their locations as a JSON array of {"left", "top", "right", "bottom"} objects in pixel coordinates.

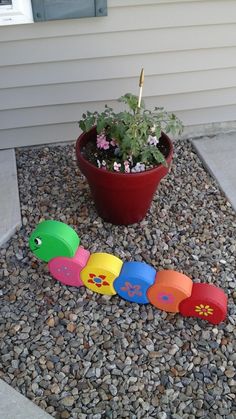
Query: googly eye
[{"left": 34, "top": 237, "right": 42, "bottom": 246}]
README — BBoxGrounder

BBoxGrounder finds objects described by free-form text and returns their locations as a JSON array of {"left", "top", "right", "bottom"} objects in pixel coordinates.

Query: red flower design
[
  {"left": 88, "top": 273, "right": 109, "bottom": 287},
  {"left": 121, "top": 281, "right": 142, "bottom": 297}
]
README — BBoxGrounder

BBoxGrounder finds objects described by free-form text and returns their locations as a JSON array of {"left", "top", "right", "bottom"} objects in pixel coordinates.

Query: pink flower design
[
  {"left": 124, "top": 160, "right": 130, "bottom": 173},
  {"left": 121, "top": 282, "right": 142, "bottom": 297},
  {"left": 110, "top": 139, "right": 118, "bottom": 147},
  {"left": 97, "top": 132, "right": 110, "bottom": 150},
  {"left": 114, "top": 162, "right": 121, "bottom": 172},
  {"left": 157, "top": 292, "right": 174, "bottom": 304}
]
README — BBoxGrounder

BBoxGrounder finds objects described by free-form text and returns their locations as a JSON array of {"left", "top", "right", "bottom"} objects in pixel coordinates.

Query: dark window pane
[
  {"left": 32, "top": 0, "right": 107, "bottom": 22},
  {"left": 0, "top": 1, "right": 12, "bottom": 5},
  {"left": 44, "top": 0, "right": 95, "bottom": 20}
]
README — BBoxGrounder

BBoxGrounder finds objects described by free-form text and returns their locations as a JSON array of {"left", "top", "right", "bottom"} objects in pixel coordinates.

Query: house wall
[{"left": 0, "top": 0, "right": 236, "bottom": 149}]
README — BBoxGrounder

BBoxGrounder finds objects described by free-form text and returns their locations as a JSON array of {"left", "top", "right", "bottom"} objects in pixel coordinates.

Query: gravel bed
[{"left": 0, "top": 139, "right": 235, "bottom": 419}]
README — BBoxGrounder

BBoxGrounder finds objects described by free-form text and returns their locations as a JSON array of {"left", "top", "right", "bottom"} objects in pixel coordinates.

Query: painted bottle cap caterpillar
[
  {"left": 29, "top": 221, "right": 228, "bottom": 325},
  {"left": 80, "top": 253, "right": 123, "bottom": 295},
  {"left": 48, "top": 246, "right": 90, "bottom": 287},
  {"left": 147, "top": 270, "right": 193, "bottom": 313},
  {"left": 29, "top": 220, "right": 80, "bottom": 262},
  {"left": 179, "top": 283, "right": 228, "bottom": 325},
  {"left": 114, "top": 261, "right": 156, "bottom": 304}
]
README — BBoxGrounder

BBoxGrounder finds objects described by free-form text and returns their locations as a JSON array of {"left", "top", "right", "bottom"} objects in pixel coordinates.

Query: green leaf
[
  {"left": 119, "top": 93, "right": 145, "bottom": 113},
  {"left": 79, "top": 120, "right": 86, "bottom": 131},
  {"left": 96, "top": 118, "right": 106, "bottom": 133}
]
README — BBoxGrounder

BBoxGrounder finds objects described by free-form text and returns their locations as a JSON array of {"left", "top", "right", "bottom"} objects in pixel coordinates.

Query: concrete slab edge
[
  {"left": 0, "top": 379, "right": 53, "bottom": 419},
  {"left": 0, "top": 221, "right": 21, "bottom": 248},
  {"left": 0, "top": 148, "right": 22, "bottom": 247},
  {"left": 191, "top": 138, "right": 236, "bottom": 212}
]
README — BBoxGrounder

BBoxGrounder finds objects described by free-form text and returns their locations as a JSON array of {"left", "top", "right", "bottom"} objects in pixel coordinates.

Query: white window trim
[{"left": 0, "top": 0, "right": 33, "bottom": 25}]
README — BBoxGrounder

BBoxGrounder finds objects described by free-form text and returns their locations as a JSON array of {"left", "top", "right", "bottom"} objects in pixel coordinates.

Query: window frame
[{"left": 0, "top": 0, "right": 33, "bottom": 25}]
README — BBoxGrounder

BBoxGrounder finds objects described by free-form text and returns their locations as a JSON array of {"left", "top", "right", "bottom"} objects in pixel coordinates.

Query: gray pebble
[{"left": 109, "top": 384, "right": 117, "bottom": 396}]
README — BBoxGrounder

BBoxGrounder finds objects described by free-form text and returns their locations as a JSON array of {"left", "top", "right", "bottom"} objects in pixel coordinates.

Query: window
[
  {"left": 0, "top": 0, "right": 33, "bottom": 25},
  {"left": 0, "top": 0, "right": 107, "bottom": 25}
]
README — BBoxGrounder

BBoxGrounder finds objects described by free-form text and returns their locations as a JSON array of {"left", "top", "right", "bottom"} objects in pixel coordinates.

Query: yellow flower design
[{"left": 195, "top": 304, "right": 214, "bottom": 316}]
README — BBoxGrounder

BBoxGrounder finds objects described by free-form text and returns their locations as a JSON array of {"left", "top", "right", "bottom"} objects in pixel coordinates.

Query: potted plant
[{"left": 76, "top": 75, "right": 183, "bottom": 225}]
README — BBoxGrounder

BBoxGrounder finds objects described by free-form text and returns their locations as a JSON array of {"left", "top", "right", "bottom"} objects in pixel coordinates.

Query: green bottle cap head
[{"left": 29, "top": 220, "right": 80, "bottom": 262}]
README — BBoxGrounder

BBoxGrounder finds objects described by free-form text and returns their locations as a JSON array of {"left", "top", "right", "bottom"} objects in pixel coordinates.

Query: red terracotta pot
[{"left": 75, "top": 127, "right": 173, "bottom": 225}]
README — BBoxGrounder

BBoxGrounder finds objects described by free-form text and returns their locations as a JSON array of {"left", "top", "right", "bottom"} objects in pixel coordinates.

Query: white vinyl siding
[{"left": 0, "top": 0, "right": 236, "bottom": 148}]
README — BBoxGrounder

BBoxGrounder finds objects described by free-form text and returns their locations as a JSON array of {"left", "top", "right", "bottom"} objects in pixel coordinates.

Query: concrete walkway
[
  {"left": 192, "top": 132, "right": 236, "bottom": 211},
  {"left": 0, "top": 379, "right": 53, "bottom": 419},
  {"left": 0, "top": 149, "right": 21, "bottom": 247}
]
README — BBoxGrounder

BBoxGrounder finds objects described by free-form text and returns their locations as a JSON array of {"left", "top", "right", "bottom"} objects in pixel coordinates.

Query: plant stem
[{"left": 138, "top": 68, "right": 144, "bottom": 108}]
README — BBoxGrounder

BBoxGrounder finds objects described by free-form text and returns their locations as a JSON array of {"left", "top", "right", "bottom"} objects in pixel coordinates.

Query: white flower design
[
  {"left": 147, "top": 135, "right": 159, "bottom": 146},
  {"left": 131, "top": 162, "right": 146, "bottom": 173}
]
